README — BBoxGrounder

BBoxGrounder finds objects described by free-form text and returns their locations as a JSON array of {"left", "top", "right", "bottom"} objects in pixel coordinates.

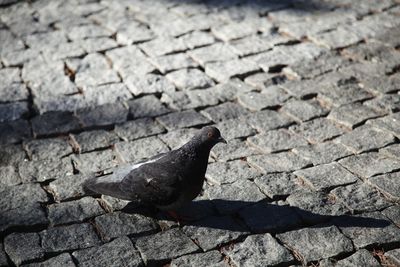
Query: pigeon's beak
[{"left": 218, "top": 137, "right": 227, "bottom": 144}]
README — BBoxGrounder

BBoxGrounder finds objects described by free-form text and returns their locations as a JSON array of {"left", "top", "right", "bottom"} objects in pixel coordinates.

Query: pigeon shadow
[{"left": 122, "top": 199, "right": 392, "bottom": 233}]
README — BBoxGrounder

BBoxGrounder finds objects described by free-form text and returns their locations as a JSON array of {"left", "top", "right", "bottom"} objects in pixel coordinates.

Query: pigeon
[{"left": 83, "top": 126, "right": 226, "bottom": 217}]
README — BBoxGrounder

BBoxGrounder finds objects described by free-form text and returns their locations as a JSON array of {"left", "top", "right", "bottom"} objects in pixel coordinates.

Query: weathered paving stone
[
  {"left": 135, "top": 228, "right": 199, "bottom": 264},
  {"left": 287, "top": 190, "right": 349, "bottom": 223},
  {"left": 0, "top": 119, "right": 31, "bottom": 144},
  {"left": 336, "top": 126, "right": 395, "bottom": 154},
  {"left": 331, "top": 182, "right": 391, "bottom": 213},
  {"left": 205, "top": 58, "right": 259, "bottom": 82},
  {"left": 4, "top": 232, "right": 44, "bottom": 265},
  {"left": 41, "top": 223, "right": 102, "bottom": 253},
  {"left": 182, "top": 215, "right": 248, "bottom": 251},
  {"left": 115, "top": 118, "right": 165, "bottom": 141},
  {"left": 70, "top": 130, "right": 119, "bottom": 153},
  {"left": 309, "top": 26, "right": 362, "bottom": 49},
  {"left": 215, "top": 118, "right": 256, "bottom": 140},
  {"left": 139, "top": 36, "right": 187, "bottom": 57},
  {"left": 114, "top": 136, "right": 169, "bottom": 163},
  {"left": 100, "top": 195, "right": 130, "bottom": 212},
  {"left": 170, "top": 250, "right": 226, "bottom": 267},
  {"left": 289, "top": 118, "right": 347, "bottom": 144},
  {"left": 179, "top": 31, "right": 216, "bottom": 50},
  {"left": 248, "top": 151, "right": 312, "bottom": 173},
  {"left": 201, "top": 102, "right": 250, "bottom": 122},
  {"left": 19, "top": 158, "right": 73, "bottom": 183},
  {"left": 0, "top": 83, "right": 28, "bottom": 103},
  {"left": 226, "top": 234, "right": 295, "bottom": 267},
  {"left": 156, "top": 110, "right": 211, "bottom": 130},
  {"left": 247, "top": 129, "right": 309, "bottom": 153},
  {"left": 212, "top": 139, "right": 260, "bottom": 162},
  {"left": 211, "top": 20, "right": 258, "bottom": 42},
  {"left": 0, "top": 166, "right": 21, "bottom": 189},
  {"left": 125, "top": 73, "right": 176, "bottom": 96},
  {"left": 206, "top": 160, "right": 262, "bottom": 185},
  {"left": 67, "top": 24, "right": 112, "bottom": 40},
  {"left": 188, "top": 43, "right": 237, "bottom": 66},
  {"left": 82, "top": 83, "right": 131, "bottom": 106},
  {"left": 366, "top": 112, "right": 400, "bottom": 139},
  {"left": 71, "top": 149, "right": 119, "bottom": 173},
  {"left": 212, "top": 79, "right": 254, "bottom": 102},
  {"left": 277, "top": 225, "right": 354, "bottom": 263},
  {"left": 0, "top": 144, "right": 26, "bottom": 167},
  {"left": 94, "top": 212, "right": 158, "bottom": 241},
  {"left": 48, "top": 173, "right": 95, "bottom": 201},
  {"left": 162, "top": 88, "right": 220, "bottom": 110},
  {"left": 73, "top": 237, "right": 143, "bottom": 267},
  {"left": 78, "top": 37, "right": 118, "bottom": 53},
  {"left": 158, "top": 128, "right": 198, "bottom": 150},
  {"left": 228, "top": 34, "right": 290, "bottom": 57},
  {"left": 246, "top": 110, "right": 294, "bottom": 133},
  {"left": 294, "top": 162, "right": 358, "bottom": 191},
  {"left": 32, "top": 112, "right": 81, "bottom": 137},
  {"left": 21, "top": 253, "right": 75, "bottom": 267},
  {"left": 0, "top": 183, "right": 47, "bottom": 212},
  {"left": 166, "top": 68, "right": 215, "bottom": 90},
  {"left": 385, "top": 248, "right": 400, "bottom": 267},
  {"left": 368, "top": 171, "right": 400, "bottom": 200},
  {"left": 328, "top": 103, "right": 385, "bottom": 129},
  {"left": 48, "top": 197, "right": 104, "bottom": 225},
  {"left": 0, "top": 203, "right": 48, "bottom": 232},
  {"left": 320, "top": 249, "right": 380, "bottom": 267},
  {"left": 244, "top": 73, "right": 287, "bottom": 90},
  {"left": 318, "top": 75, "right": 373, "bottom": 107},
  {"left": 254, "top": 173, "right": 301, "bottom": 200},
  {"left": 75, "top": 61, "right": 120, "bottom": 88},
  {"left": 76, "top": 102, "right": 129, "bottom": 128},
  {"left": 280, "top": 79, "right": 320, "bottom": 99},
  {"left": 205, "top": 180, "right": 266, "bottom": 214},
  {"left": 127, "top": 95, "right": 171, "bottom": 119},
  {"left": 382, "top": 205, "right": 400, "bottom": 226},
  {"left": 359, "top": 74, "right": 400, "bottom": 95},
  {"left": 237, "top": 87, "right": 290, "bottom": 111},
  {"left": 339, "top": 152, "right": 400, "bottom": 178},
  {"left": 149, "top": 53, "right": 198, "bottom": 74},
  {"left": 24, "top": 137, "right": 72, "bottom": 161},
  {"left": 239, "top": 201, "right": 303, "bottom": 233},
  {"left": 281, "top": 99, "right": 328, "bottom": 122},
  {"left": 364, "top": 94, "right": 400, "bottom": 114},
  {"left": 333, "top": 211, "right": 400, "bottom": 249},
  {"left": 0, "top": 102, "right": 28, "bottom": 122},
  {"left": 293, "top": 142, "right": 353, "bottom": 165}
]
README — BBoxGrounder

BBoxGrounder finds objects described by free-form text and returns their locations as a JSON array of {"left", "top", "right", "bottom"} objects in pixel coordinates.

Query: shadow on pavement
[{"left": 122, "top": 199, "right": 392, "bottom": 233}]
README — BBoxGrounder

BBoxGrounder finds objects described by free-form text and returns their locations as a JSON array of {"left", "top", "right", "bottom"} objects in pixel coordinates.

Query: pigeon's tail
[{"left": 82, "top": 175, "right": 131, "bottom": 200}]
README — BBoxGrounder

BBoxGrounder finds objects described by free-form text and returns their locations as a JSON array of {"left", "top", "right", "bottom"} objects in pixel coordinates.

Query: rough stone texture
[
  {"left": 182, "top": 216, "right": 248, "bottom": 251},
  {"left": 47, "top": 173, "right": 95, "bottom": 201},
  {"left": 205, "top": 58, "right": 259, "bottom": 82},
  {"left": 293, "top": 162, "right": 358, "bottom": 191},
  {"left": 333, "top": 211, "right": 400, "bottom": 249},
  {"left": 48, "top": 197, "right": 104, "bottom": 225},
  {"left": 205, "top": 180, "right": 267, "bottom": 214},
  {"left": 329, "top": 249, "right": 380, "bottom": 267},
  {"left": 206, "top": 160, "right": 262, "bottom": 185},
  {"left": 281, "top": 99, "right": 328, "bottom": 122},
  {"left": 135, "top": 228, "right": 199, "bottom": 265},
  {"left": 127, "top": 95, "right": 171, "bottom": 119},
  {"left": 0, "top": 203, "right": 48, "bottom": 232},
  {"left": 277, "top": 226, "right": 354, "bottom": 263},
  {"left": 24, "top": 137, "right": 73, "bottom": 161},
  {"left": 254, "top": 173, "right": 302, "bottom": 199},
  {"left": 70, "top": 130, "right": 119, "bottom": 153},
  {"left": 331, "top": 182, "right": 391, "bottom": 213},
  {"left": 18, "top": 157, "right": 73, "bottom": 182},
  {"left": 94, "top": 212, "right": 158, "bottom": 241},
  {"left": 226, "top": 234, "right": 295, "bottom": 267},
  {"left": 246, "top": 110, "right": 294, "bottom": 133},
  {"left": 4, "top": 232, "right": 44, "bottom": 265},
  {"left": 293, "top": 142, "right": 353, "bottom": 165},
  {"left": 40, "top": 223, "right": 102, "bottom": 253},
  {"left": 201, "top": 102, "right": 250, "bottom": 123},
  {"left": 114, "top": 137, "right": 169, "bottom": 163},
  {"left": 71, "top": 149, "right": 119, "bottom": 173},
  {"left": 114, "top": 118, "right": 165, "bottom": 141},
  {"left": 0, "top": 165, "right": 21, "bottom": 189},
  {"left": 289, "top": 118, "right": 347, "bottom": 144},
  {"left": 211, "top": 139, "right": 261, "bottom": 162},
  {"left": 339, "top": 152, "right": 400, "bottom": 178},
  {"left": 166, "top": 68, "right": 215, "bottom": 90},
  {"left": 31, "top": 112, "right": 81, "bottom": 137},
  {"left": 368, "top": 172, "right": 400, "bottom": 200},
  {"left": 328, "top": 103, "right": 385, "bottom": 128},
  {"left": 247, "top": 129, "right": 309, "bottom": 153},
  {"left": 156, "top": 110, "right": 211, "bottom": 130},
  {"left": 72, "top": 237, "right": 143, "bottom": 267},
  {"left": 0, "top": 183, "right": 47, "bottom": 212},
  {"left": 385, "top": 248, "right": 400, "bottom": 267},
  {"left": 248, "top": 152, "right": 312, "bottom": 173},
  {"left": 170, "top": 251, "right": 226, "bottom": 267},
  {"left": 22, "top": 253, "right": 75, "bottom": 267}
]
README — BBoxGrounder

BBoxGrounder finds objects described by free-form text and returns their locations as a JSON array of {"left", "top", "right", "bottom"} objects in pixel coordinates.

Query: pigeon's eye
[{"left": 207, "top": 132, "right": 213, "bottom": 138}]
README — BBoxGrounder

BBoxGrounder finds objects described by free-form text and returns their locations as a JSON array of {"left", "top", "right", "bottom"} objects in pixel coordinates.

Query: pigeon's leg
[{"left": 165, "top": 210, "right": 192, "bottom": 223}]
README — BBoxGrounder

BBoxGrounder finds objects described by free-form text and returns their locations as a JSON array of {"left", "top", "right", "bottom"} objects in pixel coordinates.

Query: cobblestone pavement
[{"left": 1, "top": 0, "right": 400, "bottom": 266}]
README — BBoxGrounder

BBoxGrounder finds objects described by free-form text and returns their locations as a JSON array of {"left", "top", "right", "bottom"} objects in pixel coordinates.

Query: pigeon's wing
[
  {"left": 82, "top": 152, "right": 168, "bottom": 200},
  {"left": 119, "top": 161, "right": 182, "bottom": 207}
]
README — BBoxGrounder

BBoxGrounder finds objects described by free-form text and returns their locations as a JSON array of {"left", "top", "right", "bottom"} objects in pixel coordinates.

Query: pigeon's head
[{"left": 198, "top": 126, "right": 227, "bottom": 147}]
